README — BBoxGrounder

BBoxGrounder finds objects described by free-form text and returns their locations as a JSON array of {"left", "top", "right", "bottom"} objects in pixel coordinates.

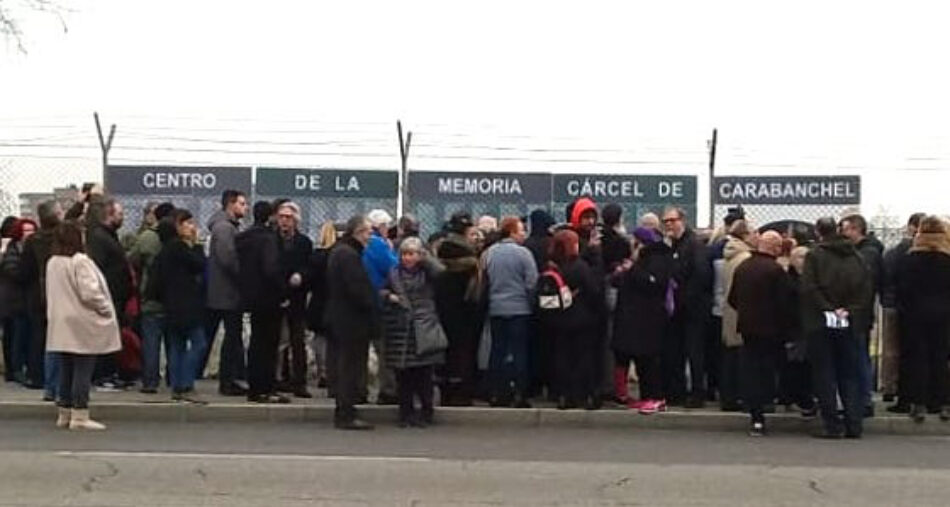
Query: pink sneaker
[
  {"left": 639, "top": 399, "right": 667, "bottom": 415},
  {"left": 627, "top": 399, "right": 646, "bottom": 410}
]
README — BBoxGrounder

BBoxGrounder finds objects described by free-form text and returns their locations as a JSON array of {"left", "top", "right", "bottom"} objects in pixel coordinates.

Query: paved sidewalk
[{"left": 2, "top": 380, "right": 949, "bottom": 435}]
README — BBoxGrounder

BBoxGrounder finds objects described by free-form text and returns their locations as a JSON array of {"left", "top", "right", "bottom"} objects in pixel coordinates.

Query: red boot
[{"left": 613, "top": 367, "right": 630, "bottom": 405}]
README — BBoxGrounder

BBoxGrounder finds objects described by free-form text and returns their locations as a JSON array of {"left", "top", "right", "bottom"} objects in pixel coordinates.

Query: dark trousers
[
  {"left": 281, "top": 309, "right": 308, "bottom": 389},
  {"left": 662, "top": 311, "right": 707, "bottom": 401},
  {"left": 719, "top": 346, "right": 742, "bottom": 408},
  {"left": 810, "top": 328, "right": 863, "bottom": 436},
  {"left": 57, "top": 353, "right": 97, "bottom": 409},
  {"left": 247, "top": 310, "right": 281, "bottom": 397},
  {"left": 778, "top": 348, "right": 815, "bottom": 410},
  {"left": 904, "top": 316, "right": 950, "bottom": 408},
  {"left": 553, "top": 328, "right": 596, "bottom": 404},
  {"left": 333, "top": 329, "right": 370, "bottom": 422},
  {"left": 740, "top": 338, "right": 778, "bottom": 423},
  {"left": 443, "top": 325, "right": 481, "bottom": 405},
  {"left": 1, "top": 318, "right": 14, "bottom": 381},
  {"left": 204, "top": 309, "right": 246, "bottom": 387},
  {"left": 28, "top": 314, "right": 47, "bottom": 387},
  {"left": 706, "top": 316, "right": 723, "bottom": 399},
  {"left": 396, "top": 365, "right": 434, "bottom": 422},
  {"left": 632, "top": 354, "right": 663, "bottom": 400},
  {"left": 488, "top": 315, "right": 531, "bottom": 400}
]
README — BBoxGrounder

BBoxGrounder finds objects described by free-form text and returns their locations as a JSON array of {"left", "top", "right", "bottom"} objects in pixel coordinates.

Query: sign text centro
[
  {"left": 106, "top": 165, "right": 252, "bottom": 196},
  {"left": 713, "top": 176, "right": 861, "bottom": 205},
  {"left": 553, "top": 174, "right": 697, "bottom": 203}
]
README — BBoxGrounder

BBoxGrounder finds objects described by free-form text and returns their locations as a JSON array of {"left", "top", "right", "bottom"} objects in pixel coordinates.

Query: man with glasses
[
  {"left": 839, "top": 214, "right": 884, "bottom": 418},
  {"left": 661, "top": 207, "right": 712, "bottom": 408}
]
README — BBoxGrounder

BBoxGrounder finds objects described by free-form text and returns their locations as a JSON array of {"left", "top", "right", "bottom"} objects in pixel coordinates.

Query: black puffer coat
[
  {"left": 381, "top": 260, "right": 446, "bottom": 369},
  {"left": 612, "top": 241, "right": 674, "bottom": 357}
]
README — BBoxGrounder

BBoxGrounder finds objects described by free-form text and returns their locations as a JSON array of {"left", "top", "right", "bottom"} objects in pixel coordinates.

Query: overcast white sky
[{"left": 2, "top": 0, "right": 950, "bottom": 223}]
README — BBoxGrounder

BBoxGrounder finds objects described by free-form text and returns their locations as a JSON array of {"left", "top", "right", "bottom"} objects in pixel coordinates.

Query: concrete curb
[{"left": 3, "top": 401, "right": 950, "bottom": 435}]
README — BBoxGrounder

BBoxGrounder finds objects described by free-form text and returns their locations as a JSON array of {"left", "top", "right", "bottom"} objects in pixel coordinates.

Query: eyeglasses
[
  {"left": 278, "top": 214, "right": 295, "bottom": 220},
  {"left": 662, "top": 218, "right": 680, "bottom": 224}
]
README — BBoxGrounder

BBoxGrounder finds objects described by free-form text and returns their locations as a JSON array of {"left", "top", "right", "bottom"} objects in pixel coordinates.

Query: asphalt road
[{"left": 1, "top": 420, "right": 949, "bottom": 506}]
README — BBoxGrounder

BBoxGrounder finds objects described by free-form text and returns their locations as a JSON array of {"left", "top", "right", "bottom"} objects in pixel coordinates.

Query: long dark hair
[{"left": 51, "top": 221, "right": 85, "bottom": 256}]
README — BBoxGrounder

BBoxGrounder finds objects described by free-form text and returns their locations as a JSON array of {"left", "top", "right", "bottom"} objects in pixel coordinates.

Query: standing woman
[
  {"left": 0, "top": 218, "right": 38, "bottom": 386},
  {"left": 307, "top": 221, "right": 338, "bottom": 391},
  {"left": 546, "top": 229, "right": 603, "bottom": 410},
  {"left": 46, "top": 221, "right": 120, "bottom": 430},
  {"left": 897, "top": 216, "right": 950, "bottom": 423},
  {"left": 154, "top": 210, "right": 209, "bottom": 402},
  {"left": 435, "top": 212, "right": 483, "bottom": 406},
  {"left": 611, "top": 227, "right": 674, "bottom": 414},
  {"left": 381, "top": 237, "right": 447, "bottom": 427}
]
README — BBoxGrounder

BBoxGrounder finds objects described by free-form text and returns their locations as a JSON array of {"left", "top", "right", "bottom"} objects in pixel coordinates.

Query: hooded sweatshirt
[
  {"left": 524, "top": 209, "right": 555, "bottom": 272},
  {"left": 207, "top": 210, "right": 243, "bottom": 311}
]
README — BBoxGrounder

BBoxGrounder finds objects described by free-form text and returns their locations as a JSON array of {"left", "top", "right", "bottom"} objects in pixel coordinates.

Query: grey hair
[{"left": 399, "top": 236, "right": 425, "bottom": 254}]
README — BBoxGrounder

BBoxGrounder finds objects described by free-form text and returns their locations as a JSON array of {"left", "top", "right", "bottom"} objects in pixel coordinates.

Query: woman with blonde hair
[
  {"left": 307, "top": 221, "right": 338, "bottom": 390},
  {"left": 46, "top": 221, "right": 120, "bottom": 430}
]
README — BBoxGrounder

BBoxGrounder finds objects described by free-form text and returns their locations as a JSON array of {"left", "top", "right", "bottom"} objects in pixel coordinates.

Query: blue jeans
[
  {"left": 141, "top": 314, "right": 168, "bottom": 390},
  {"left": 44, "top": 352, "right": 61, "bottom": 399},
  {"left": 489, "top": 315, "right": 531, "bottom": 400},
  {"left": 10, "top": 313, "right": 32, "bottom": 382},
  {"left": 167, "top": 325, "right": 207, "bottom": 393}
]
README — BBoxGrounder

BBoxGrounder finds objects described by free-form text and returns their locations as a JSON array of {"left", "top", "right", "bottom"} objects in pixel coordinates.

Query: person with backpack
[
  {"left": 539, "top": 229, "right": 603, "bottom": 410},
  {"left": 611, "top": 227, "right": 675, "bottom": 414},
  {"left": 129, "top": 203, "right": 175, "bottom": 394},
  {"left": 152, "top": 210, "right": 209, "bottom": 402}
]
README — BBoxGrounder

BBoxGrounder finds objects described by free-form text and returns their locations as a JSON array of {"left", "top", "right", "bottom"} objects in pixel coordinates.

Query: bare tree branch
[{"left": 0, "top": 0, "right": 72, "bottom": 54}]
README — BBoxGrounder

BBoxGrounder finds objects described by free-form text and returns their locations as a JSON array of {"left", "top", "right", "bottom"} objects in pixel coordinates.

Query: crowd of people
[{"left": 1, "top": 186, "right": 949, "bottom": 438}]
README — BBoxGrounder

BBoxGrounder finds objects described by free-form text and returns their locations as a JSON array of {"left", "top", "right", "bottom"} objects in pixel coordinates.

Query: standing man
[
  {"left": 728, "top": 231, "right": 794, "bottom": 436},
  {"left": 236, "top": 201, "right": 288, "bottom": 404},
  {"left": 662, "top": 207, "right": 712, "bottom": 408},
  {"left": 839, "top": 214, "right": 883, "bottom": 417},
  {"left": 85, "top": 197, "right": 131, "bottom": 389},
  {"left": 205, "top": 190, "right": 249, "bottom": 396},
  {"left": 362, "top": 209, "right": 399, "bottom": 405},
  {"left": 802, "top": 218, "right": 873, "bottom": 439},
  {"left": 128, "top": 202, "right": 176, "bottom": 394},
  {"left": 881, "top": 212, "right": 925, "bottom": 412},
  {"left": 484, "top": 217, "right": 539, "bottom": 408},
  {"left": 20, "top": 200, "right": 64, "bottom": 398},
  {"left": 327, "top": 215, "right": 378, "bottom": 430},
  {"left": 275, "top": 202, "right": 313, "bottom": 399}
]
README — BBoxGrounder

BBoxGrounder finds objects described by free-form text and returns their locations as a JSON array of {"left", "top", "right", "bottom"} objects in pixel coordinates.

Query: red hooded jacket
[{"left": 570, "top": 197, "right": 598, "bottom": 230}]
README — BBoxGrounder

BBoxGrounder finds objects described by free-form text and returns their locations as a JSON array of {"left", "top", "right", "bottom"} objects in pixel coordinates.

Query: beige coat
[
  {"left": 46, "top": 253, "right": 121, "bottom": 355},
  {"left": 721, "top": 236, "right": 752, "bottom": 348}
]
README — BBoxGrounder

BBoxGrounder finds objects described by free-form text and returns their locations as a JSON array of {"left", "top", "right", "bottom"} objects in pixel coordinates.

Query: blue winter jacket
[{"left": 362, "top": 231, "right": 398, "bottom": 296}]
